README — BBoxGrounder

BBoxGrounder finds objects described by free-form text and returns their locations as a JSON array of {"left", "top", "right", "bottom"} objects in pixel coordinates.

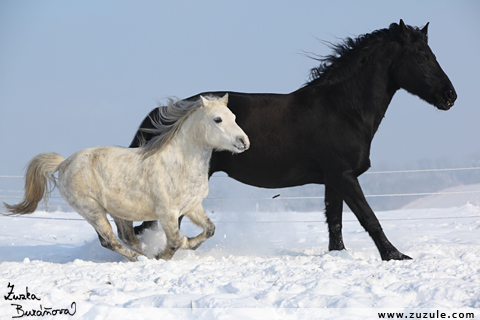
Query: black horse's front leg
[
  {"left": 324, "top": 185, "right": 346, "bottom": 251},
  {"left": 326, "top": 173, "right": 411, "bottom": 261}
]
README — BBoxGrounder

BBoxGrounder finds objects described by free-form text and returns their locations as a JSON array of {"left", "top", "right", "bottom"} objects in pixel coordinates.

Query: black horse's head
[{"left": 392, "top": 20, "right": 457, "bottom": 110}]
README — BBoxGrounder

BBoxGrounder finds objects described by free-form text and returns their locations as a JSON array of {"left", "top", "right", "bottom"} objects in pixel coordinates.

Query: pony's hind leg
[
  {"left": 182, "top": 204, "right": 215, "bottom": 250},
  {"left": 91, "top": 215, "right": 141, "bottom": 262},
  {"left": 112, "top": 217, "right": 144, "bottom": 255},
  {"left": 72, "top": 202, "right": 141, "bottom": 262}
]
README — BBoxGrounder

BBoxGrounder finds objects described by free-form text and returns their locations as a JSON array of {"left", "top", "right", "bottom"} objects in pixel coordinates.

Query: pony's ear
[
  {"left": 200, "top": 95, "right": 208, "bottom": 107},
  {"left": 220, "top": 93, "right": 229, "bottom": 104},
  {"left": 421, "top": 22, "right": 429, "bottom": 36}
]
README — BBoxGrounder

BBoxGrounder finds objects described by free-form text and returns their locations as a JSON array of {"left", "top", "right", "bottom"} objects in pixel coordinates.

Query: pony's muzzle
[{"left": 235, "top": 136, "right": 250, "bottom": 152}]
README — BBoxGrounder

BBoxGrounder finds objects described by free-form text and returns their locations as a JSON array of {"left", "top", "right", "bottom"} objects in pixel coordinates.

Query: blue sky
[{"left": 1, "top": 0, "right": 479, "bottom": 176}]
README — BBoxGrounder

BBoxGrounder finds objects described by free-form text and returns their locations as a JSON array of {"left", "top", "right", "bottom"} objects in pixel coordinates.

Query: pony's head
[
  {"left": 139, "top": 94, "right": 248, "bottom": 158},
  {"left": 391, "top": 20, "right": 457, "bottom": 110},
  {"left": 199, "top": 94, "right": 250, "bottom": 153}
]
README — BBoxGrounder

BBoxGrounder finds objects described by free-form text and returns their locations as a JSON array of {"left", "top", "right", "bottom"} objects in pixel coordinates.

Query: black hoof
[
  {"left": 134, "top": 225, "right": 145, "bottom": 235},
  {"left": 328, "top": 240, "right": 346, "bottom": 251},
  {"left": 382, "top": 251, "right": 412, "bottom": 261}
]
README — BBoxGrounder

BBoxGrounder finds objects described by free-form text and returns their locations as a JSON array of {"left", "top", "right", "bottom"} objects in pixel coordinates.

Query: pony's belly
[
  {"left": 106, "top": 202, "right": 159, "bottom": 221},
  {"left": 104, "top": 188, "right": 206, "bottom": 221},
  {"left": 112, "top": 211, "right": 159, "bottom": 221},
  {"left": 173, "top": 197, "right": 203, "bottom": 216},
  {"left": 162, "top": 180, "right": 209, "bottom": 214}
]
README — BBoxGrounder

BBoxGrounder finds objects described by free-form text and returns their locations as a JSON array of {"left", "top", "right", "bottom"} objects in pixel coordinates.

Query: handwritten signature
[{"left": 5, "top": 283, "right": 76, "bottom": 318}]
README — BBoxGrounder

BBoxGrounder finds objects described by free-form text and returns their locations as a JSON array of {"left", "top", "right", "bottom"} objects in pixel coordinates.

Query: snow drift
[{"left": 1, "top": 195, "right": 479, "bottom": 319}]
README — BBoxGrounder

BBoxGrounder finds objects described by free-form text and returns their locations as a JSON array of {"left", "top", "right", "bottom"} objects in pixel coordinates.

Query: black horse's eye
[
  {"left": 214, "top": 117, "right": 222, "bottom": 123},
  {"left": 417, "top": 54, "right": 428, "bottom": 63}
]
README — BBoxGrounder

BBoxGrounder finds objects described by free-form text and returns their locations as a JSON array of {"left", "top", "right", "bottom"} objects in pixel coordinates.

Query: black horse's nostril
[{"left": 445, "top": 90, "right": 456, "bottom": 101}]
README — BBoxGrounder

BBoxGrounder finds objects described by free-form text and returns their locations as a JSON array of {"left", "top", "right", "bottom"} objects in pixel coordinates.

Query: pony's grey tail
[{"left": 3, "top": 152, "right": 65, "bottom": 215}]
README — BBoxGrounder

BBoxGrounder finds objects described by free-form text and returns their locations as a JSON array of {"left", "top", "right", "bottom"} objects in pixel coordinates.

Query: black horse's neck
[
  {"left": 357, "top": 55, "right": 400, "bottom": 137},
  {"left": 303, "top": 32, "right": 401, "bottom": 139}
]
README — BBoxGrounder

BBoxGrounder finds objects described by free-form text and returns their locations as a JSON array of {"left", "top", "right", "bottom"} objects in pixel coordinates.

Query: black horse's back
[{"left": 129, "top": 20, "right": 456, "bottom": 261}]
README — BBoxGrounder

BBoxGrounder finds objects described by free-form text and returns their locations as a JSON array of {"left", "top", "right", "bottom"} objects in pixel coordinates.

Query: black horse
[{"left": 129, "top": 20, "right": 456, "bottom": 261}]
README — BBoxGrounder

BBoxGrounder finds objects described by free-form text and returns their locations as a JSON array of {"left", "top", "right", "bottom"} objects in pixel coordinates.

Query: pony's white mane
[{"left": 139, "top": 96, "right": 219, "bottom": 158}]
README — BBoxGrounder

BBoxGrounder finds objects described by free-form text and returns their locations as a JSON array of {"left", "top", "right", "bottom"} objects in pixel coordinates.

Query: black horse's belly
[{"left": 209, "top": 149, "right": 325, "bottom": 189}]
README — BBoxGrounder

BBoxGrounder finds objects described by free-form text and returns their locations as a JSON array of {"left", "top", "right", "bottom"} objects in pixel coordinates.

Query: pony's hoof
[{"left": 154, "top": 251, "right": 173, "bottom": 261}]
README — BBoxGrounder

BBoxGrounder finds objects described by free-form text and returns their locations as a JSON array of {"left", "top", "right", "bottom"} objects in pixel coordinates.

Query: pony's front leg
[
  {"left": 155, "top": 213, "right": 186, "bottom": 260},
  {"left": 182, "top": 204, "right": 215, "bottom": 250}
]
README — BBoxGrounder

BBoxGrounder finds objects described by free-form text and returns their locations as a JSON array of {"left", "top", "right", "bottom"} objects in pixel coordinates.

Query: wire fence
[
  {"left": 1, "top": 166, "right": 480, "bottom": 219},
  {"left": 5, "top": 214, "right": 480, "bottom": 223},
  {"left": 2, "top": 167, "right": 480, "bottom": 255}
]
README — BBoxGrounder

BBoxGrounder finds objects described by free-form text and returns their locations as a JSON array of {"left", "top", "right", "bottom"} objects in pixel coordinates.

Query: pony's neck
[
  {"left": 177, "top": 126, "right": 212, "bottom": 169},
  {"left": 157, "top": 109, "right": 213, "bottom": 175}
]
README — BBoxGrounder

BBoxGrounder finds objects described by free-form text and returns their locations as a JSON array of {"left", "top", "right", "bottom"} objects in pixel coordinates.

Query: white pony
[{"left": 4, "top": 94, "right": 250, "bottom": 261}]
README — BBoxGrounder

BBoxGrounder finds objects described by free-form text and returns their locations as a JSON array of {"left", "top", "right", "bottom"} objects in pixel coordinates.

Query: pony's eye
[{"left": 214, "top": 117, "right": 222, "bottom": 124}]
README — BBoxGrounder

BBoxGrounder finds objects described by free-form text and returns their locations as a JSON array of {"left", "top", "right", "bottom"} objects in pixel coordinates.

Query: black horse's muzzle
[{"left": 437, "top": 88, "right": 457, "bottom": 110}]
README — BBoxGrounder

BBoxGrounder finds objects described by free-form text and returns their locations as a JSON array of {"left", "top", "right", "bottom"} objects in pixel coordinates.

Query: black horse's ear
[
  {"left": 421, "top": 22, "right": 429, "bottom": 35},
  {"left": 399, "top": 19, "right": 407, "bottom": 34}
]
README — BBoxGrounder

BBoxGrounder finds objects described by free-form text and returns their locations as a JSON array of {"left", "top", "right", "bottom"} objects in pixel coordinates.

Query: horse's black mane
[{"left": 305, "top": 22, "right": 427, "bottom": 86}]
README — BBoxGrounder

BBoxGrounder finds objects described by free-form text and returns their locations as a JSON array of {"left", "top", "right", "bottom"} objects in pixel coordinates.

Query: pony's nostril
[
  {"left": 238, "top": 137, "right": 245, "bottom": 147},
  {"left": 237, "top": 137, "right": 249, "bottom": 149}
]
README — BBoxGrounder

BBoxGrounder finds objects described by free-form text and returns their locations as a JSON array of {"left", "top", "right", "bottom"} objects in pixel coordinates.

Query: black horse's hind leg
[
  {"left": 327, "top": 173, "right": 411, "bottom": 261},
  {"left": 324, "top": 185, "right": 346, "bottom": 251},
  {"left": 134, "top": 220, "right": 158, "bottom": 235},
  {"left": 178, "top": 215, "right": 184, "bottom": 227},
  {"left": 133, "top": 216, "right": 184, "bottom": 235}
]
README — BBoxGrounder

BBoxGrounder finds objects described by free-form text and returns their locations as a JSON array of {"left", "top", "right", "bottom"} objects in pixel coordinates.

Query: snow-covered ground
[
  {"left": 402, "top": 183, "right": 480, "bottom": 209},
  {"left": 1, "top": 194, "right": 480, "bottom": 319}
]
